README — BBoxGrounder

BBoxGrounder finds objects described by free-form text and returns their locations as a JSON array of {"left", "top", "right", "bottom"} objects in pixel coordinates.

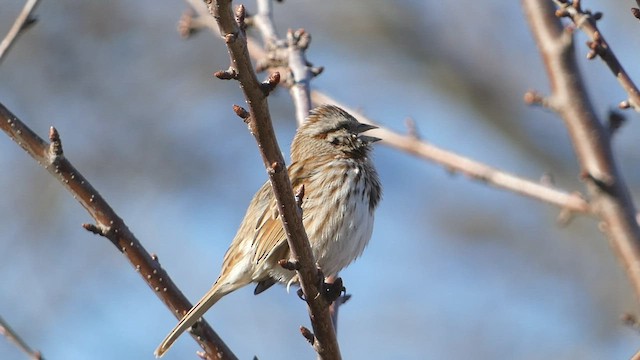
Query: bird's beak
[
  {"left": 359, "top": 135, "right": 381, "bottom": 143},
  {"left": 356, "top": 123, "right": 378, "bottom": 133},
  {"left": 356, "top": 123, "right": 381, "bottom": 143}
]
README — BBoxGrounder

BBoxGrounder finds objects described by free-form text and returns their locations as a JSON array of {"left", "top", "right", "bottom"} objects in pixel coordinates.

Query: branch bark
[
  {"left": 0, "top": 315, "right": 43, "bottom": 360},
  {"left": 0, "top": 0, "right": 40, "bottom": 64},
  {"left": 0, "top": 103, "right": 237, "bottom": 360},
  {"left": 551, "top": 0, "right": 640, "bottom": 111},
  {"left": 523, "top": 0, "right": 640, "bottom": 301},
  {"left": 207, "top": 1, "right": 341, "bottom": 359}
]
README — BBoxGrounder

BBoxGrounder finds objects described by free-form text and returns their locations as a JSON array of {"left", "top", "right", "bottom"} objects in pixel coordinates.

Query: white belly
[{"left": 304, "top": 160, "right": 375, "bottom": 277}]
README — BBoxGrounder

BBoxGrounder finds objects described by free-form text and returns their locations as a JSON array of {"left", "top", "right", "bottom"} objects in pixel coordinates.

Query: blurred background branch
[
  {"left": 523, "top": 0, "right": 640, "bottom": 302},
  {"left": 0, "top": 0, "right": 40, "bottom": 65},
  {"left": 0, "top": 315, "right": 43, "bottom": 360},
  {"left": 552, "top": 0, "right": 640, "bottom": 111}
]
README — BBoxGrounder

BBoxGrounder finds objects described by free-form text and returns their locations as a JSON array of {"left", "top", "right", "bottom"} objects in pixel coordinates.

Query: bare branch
[
  {"left": 0, "top": 0, "right": 40, "bottom": 64},
  {"left": 0, "top": 315, "right": 43, "bottom": 360},
  {"left": 523, "top": 0, "right": 640, "bottom": 301},
  {"left": 312, "top": 92, "right": 591, "bottom": 216},
  {"left": 286, "top": 28, "right": 314, "bottom": 125},
  {"left": 0, "top": 103, "right": 237, "bottom": 360},
  {"left": 552, "top": 0, "right": 640, "bottom": 111},
  {"left": 206, "top": 1, "right": 341, "bottom": 359},
  {"left": 253, "top": 0, "right": 279, "bottom": 46}
]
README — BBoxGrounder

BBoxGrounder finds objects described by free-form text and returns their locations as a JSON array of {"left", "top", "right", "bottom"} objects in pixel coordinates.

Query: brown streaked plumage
[{"left": 155, "top": 105, "right": 381, "bottom": 357}]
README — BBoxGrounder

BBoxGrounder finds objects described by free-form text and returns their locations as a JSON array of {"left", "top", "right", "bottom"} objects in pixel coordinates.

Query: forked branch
[{"left": 523, "top": 0, "right": 640, "bottom": 301}]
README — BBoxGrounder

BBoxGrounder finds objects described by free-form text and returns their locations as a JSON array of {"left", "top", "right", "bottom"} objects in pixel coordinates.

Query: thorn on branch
[
  {"left": 523, "top": 90, "right": 548, "bottom": 107},
  {"left": 619, "top": 100, "right": 631, "bottom": 109},
  {"left": 214, "top": 68, "right": 238, "bottom": 80},
  {"left": 233, "top": 105, "right": 250, "bottom": 123},
  {"left": 224, "top": 32, "right": 237, "bottom": 44},
  {"left": 278, "top": 259, "right": 300, "bottom": 271},
  {"left": 235, "top": 4, "right": 247, "bottom": 31},
  {"left": 300, "top": 326, "right": 315, "bottom": 345},
  {"left": 48, "top": 127, "right": 63, "bottom": 156},
  {"left": 268, "top": 161, "right": 283, "bottom": 174},
  {"left": 585, "top": 31, "right": 604, "bottom": 60},
  {"left": 83, "top": 223, "right": 103, "bottom": 236},
  {"left": 260, "top": 72, "right": 280, "bottom": 94}
]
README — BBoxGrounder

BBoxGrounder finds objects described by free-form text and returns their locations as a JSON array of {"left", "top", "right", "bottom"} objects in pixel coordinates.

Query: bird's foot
[{"left": 322, "top": 277, "right": 346, "bottom": 304}]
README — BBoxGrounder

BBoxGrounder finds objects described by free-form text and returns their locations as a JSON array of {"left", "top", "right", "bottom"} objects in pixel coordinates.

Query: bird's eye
[{"left": 330, "top": 137, "right": 340, "bottom": 145}]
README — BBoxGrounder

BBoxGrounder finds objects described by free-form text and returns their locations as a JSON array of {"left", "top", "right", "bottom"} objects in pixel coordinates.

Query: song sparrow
[{"left": 155, "top": 105, "right": 381, "bottom": 357}]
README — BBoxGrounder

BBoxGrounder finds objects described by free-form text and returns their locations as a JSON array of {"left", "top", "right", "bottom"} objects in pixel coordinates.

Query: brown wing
[{"left": 251, "top": 161, "right": 310, "bottom": 266}]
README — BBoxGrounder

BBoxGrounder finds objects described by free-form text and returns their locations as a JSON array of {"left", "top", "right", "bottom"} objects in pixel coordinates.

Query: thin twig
[
  {"left": 252, "top": 0, "right": 314, "bottom": 125},
  {"left": 207, "top": 1, "right": 341, "bottom": 359},
  {"left": 523, "top": 0, "right": 640, "bottom": 301},
  {"left": 286, "top": 28, "right": 314, "bottom": 125},
  {"left": 552, "top": 0, "right": 640, "bottom": 111},
  {"left": 0, "top": 315, "right": 43, "bottom": 360},
  {"left": 253, "top": 0, "right": 279, "bottom": 46},
  {"left": 312, "top": 92, "right": 592, "bottom": 217},
  {"left": 0, "top": 103, "right": 237, "bottom": 360},
  {"left": 0, "top": 0, "right": 41, "bottom": 64}
]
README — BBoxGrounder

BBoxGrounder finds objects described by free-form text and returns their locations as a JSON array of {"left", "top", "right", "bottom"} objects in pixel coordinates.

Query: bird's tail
[{"left": 154, "top": 283, "right": 226, "bottom": 357}]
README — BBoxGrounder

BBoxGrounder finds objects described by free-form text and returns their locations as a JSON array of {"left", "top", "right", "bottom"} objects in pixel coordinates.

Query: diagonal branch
[
  {"left": 311, "top": 92, "right": 592, "bottom": 217},
  {"left": 0, "top": 0, "right": 40, "bottom": 64},
  {"left": 0, "top": 103, "right": 237, "bottom": 360},
  {"left": 523, "top": 0, "right": 640, "bottom": 301},
  {"left": 552, "top": 0, "right": 640, "bottom": 111},
  {"left": 0, "top": 315, "right": 43, "bottom": 360},
  {"left": 207, "top": 1, "right": 341, "bottom": 359}
]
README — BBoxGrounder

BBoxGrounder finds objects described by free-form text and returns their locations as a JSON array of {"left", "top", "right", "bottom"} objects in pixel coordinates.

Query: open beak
[
  {"left": 356, "top": 123, "right": 381, "bottom": 143},
  {"left": 359, "top": 135, "right": 381, "bottom": 143},
  {"left": 356, "top": 123, "right": 378, "bottom": 133}
]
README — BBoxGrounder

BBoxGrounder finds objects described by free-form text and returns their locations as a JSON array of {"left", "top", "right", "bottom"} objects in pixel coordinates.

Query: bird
[{"left": 155, "top": 104, "right": 381, "bottom": 357}]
